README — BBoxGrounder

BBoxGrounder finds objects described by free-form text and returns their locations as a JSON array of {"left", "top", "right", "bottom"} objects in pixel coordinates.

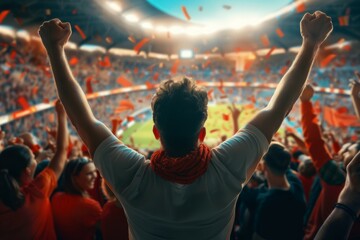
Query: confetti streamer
[
  {"left": 134, "top": 38, "right": 150, "bottom": 54},
  {"left": 276, "top": 28, "right": 284, "bottom": 38},
  {"left": 74, "top": 25, "right": 86, "bottom": 39},
  {"left": 0, "top": 10, "right": 10, "bottom": 23},
  {"left": 181, "top": 6, "right": 191, "bottom": 21},
  {"left": 265, "top": 46, "right": 276, "bottom": 59},
  {"left": 210, "top": 129, "right": 220, "bottom": 134}
]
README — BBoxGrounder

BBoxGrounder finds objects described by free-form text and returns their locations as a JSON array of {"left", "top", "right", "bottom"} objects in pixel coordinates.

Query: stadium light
[
  {"left": 169, "top": 25, "right": 184, "bottom": 35},
  {"left": 141, "top": 21, "right": 154, "bottom": 29},
  {"left": 155, "top": 25, "right": 168, "bottom": 33},
  {"left": 179, "top": 49, "right": 194, "bottom": 59},
  {"left": 124, "top": 13, "right": 139, "bottom": 23},
  {"left": 105, "top": 1, "right": 122, "bottom": 12}
]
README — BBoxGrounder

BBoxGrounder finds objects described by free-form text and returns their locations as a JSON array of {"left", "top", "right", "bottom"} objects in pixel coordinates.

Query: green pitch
[{"left": 121, "top": 104, "right": 259, "bottom": 150}]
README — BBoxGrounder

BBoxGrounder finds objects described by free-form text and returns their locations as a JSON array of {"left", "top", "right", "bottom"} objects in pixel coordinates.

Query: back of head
[
  {"left": 0, "top": 145, "right": 32, "bottom": 210},
  {"left": 298, "top": 159, "right": 316, "bottom": 178},
  {"left": 263, "top": 142, "right": 291, "bottom": 176},
  {"left": 151, "top": 78, "right": 208, "bottom": 156},
  {"left": 63, "top": 158, "right": 90, "bottom": 195}
]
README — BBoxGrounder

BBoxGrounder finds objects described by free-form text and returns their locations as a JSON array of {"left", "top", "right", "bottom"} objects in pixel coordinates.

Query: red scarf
[{"left": 150, "top": 144, "right": 212, "bottom": 184}]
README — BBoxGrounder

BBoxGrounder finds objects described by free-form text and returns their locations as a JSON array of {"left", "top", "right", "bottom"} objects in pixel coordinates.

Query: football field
[{"left": 121, "top": 104, "right": 259, "bottom": 150}]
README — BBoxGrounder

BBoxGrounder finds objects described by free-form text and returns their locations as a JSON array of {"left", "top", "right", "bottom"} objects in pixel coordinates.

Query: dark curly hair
[{"left": 151, "top": 78, "right": 208, "bottom": 157}]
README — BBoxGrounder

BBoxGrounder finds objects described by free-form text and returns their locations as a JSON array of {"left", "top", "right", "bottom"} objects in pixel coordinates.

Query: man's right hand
[
  {"left": 38, "top": 19, "right": 72, "bottom": 51},
  {"left": 300, "top": 84, "right": 314, "bottom": 102},
  {"left": 300, "top": 11, "right": 333, "bottom": 47}
]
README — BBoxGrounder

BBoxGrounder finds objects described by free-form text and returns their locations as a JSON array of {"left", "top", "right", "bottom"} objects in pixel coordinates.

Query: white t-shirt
[{"left": 94, "top": 124, "right": 269, "bottom": 240}]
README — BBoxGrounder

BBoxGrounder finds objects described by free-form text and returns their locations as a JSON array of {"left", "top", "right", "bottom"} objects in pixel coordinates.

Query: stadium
[{"left": 0, "top": 0, "right": 360, "bottom": 239}]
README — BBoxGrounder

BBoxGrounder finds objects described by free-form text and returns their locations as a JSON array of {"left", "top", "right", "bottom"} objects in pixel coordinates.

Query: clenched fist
[
  {"left": 300, "top": 11, "right": 333, "bottom": 46},
  {"left": 38, "top": 19, "right": 72, "bottom": 50}
]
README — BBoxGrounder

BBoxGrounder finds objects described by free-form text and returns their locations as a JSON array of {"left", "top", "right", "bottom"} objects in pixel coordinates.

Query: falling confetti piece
[
  {"left": 181, "top": 6, "right": 191, "bottom": 21},
  {"left": 320, "top": 54, "right": 337, "bottom": 68},
  {"left": 276, "top": 28, "right": 284, "bottom": 38},
  {"left": 134, "top": 37, "right": 150, "bottom": 54},
  {"left": 74, "top": 25, "right": 86, "bottom": 39}
]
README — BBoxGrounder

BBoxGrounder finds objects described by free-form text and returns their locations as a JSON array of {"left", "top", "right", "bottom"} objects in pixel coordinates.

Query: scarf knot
[{"left": 150, "top": 144, "right": 212, "bottom": 184}]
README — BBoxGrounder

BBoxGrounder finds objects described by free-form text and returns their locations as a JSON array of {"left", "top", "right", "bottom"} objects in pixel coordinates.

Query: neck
[{"left": 267, "top": 174, "right": 290, "bottom": 190}]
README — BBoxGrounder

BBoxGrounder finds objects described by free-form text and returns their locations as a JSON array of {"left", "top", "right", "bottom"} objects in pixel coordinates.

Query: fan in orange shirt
[
  {"left": 51, "top": 158, "right": 102, "bottom": 240},
  {"left": 0, "top": 100, "right": 69, "bottom": 240}
]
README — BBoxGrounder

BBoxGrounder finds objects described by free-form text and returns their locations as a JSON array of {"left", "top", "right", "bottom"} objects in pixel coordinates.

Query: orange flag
[{"left": 117, "top": 76, "right": 132, "bottom": 87}]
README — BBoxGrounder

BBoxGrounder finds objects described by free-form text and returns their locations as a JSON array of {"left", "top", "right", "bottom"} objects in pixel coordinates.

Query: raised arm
[
  {"left": 350, "top": 73, "right": 360, "bottom": 120},
  {"left": 38, "top": 19, "right": 112, "bottom": 156},
  {"left": 249, "top": 11, "right": 333, "bottom": 142},
  {"left": 48, "top": 100, "right": 69, "bottom": 179},
  {"left": 315, "top": 152, "right": 360, "bottom": 240}
]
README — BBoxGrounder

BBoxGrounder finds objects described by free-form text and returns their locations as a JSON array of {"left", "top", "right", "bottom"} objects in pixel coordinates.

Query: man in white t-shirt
[{"left": 39, "top": 11, "right": 333, "bottom": 240}]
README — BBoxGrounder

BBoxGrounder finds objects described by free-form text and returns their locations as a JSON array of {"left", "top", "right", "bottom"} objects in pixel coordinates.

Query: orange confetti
[
  {"left": 128, "top": 35, "right": 136, "bottom": 43},
  {"left": 74, "top": 25, "right": 86, "bottom": 39},
  {"left": 265, "top": 46, "right": 276, "bottom": 59},
  {"left": 260, "top": 35, "right": 270, "bottom": 47},
  {"left": 210, "top": 129, "right": 220, "bottom": 134},
  {"left": 320, "top": 54, "right": 337, "bottom": 68},
  {"left": 117, "top": 76, "right": 132, "bottom": 87},
  {"left": 244, "top": 59, "right": 254, "bottom": 71},
  {"left": 181, "top": 6, "right": 191, "bottom": 21},
  {"left": 338, "top": 16, "right": 349, "bottom": 26},
  {"left": 279, "top": 65, "right": 289, "bottom": 75},
  {"left": 134, "top": 38, "right": 150, "bottom": 54},
  {"left": 118, "top": 100, "right": 135, "bottom": 111},
  {"left": 0, "top": 10, "right": 10, "bottom": 23},
  {"left": 48, "top": 113, "right": 55, "bottom": 123},
  {"left": 69, "top": 56, "right": 79, "bottom": 66},
  {"left": 222, "top": 114, "right": 230, "bottom": 121},
  {"left": 296, "top": 2, "right": 306, "bottom": 13},
  {"left": 145, "top": 81, "right": 154, "bottom": 89},
  {"left": 276, "top": 28, "right": 284, "bottom": 38},
  {"left": 127, "top": 116, "right": 135, "bottom": 122}
]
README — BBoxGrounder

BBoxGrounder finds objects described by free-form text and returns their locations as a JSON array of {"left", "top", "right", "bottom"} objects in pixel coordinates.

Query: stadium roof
[{"left": 0, "top": 0, "right": 359, "bottom": 55}]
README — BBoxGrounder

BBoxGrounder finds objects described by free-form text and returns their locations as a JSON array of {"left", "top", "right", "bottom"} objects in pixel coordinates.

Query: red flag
[
  {"left": 74, "top": 25, "right": 86, "bottom": 39},
  {"left": 181, "top": 6, "right": 191, "bottom": 21},
  {"left": 324, "top": 106, "right": 360, "bottom": 127},
  {"left": 134, "top": 38, "right": 150, "bottom": 54},
  {"left": 117, "top": 76, "right": 132, "bottom": 87},
  {"left": 86, "top": 76, "right": 93, "bottom": 94},
  {"left": 111, "top": 118, "right": 122, "bottom": 135},
  {"left": 17, "top": 96, "right": 30, "bottom": 109},
  {"left": 320, "top": 54, "right": 336, "bottom": 68},
  {"left": 127, "top": 116, "right": 135, "bottom": 122},
  {"left": 99, "top": 56, "right": 111, "bottom": 67},
  {"left": 69, "top": 56, "right": 79, "bottom": 66},
  {"left": 0, "top": 10, "right": 10, "bottom": 23}
]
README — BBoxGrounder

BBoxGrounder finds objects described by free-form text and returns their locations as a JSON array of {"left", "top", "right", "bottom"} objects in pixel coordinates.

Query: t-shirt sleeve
[
  {"left": 28, "top": 167, "right": 57, "bottom": 197},
  {"left": 93, "top": 135, "right": 146, "bottom": 193},
  {"left": 212, "top": 124, "right": 269, "bottom": 182}
]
